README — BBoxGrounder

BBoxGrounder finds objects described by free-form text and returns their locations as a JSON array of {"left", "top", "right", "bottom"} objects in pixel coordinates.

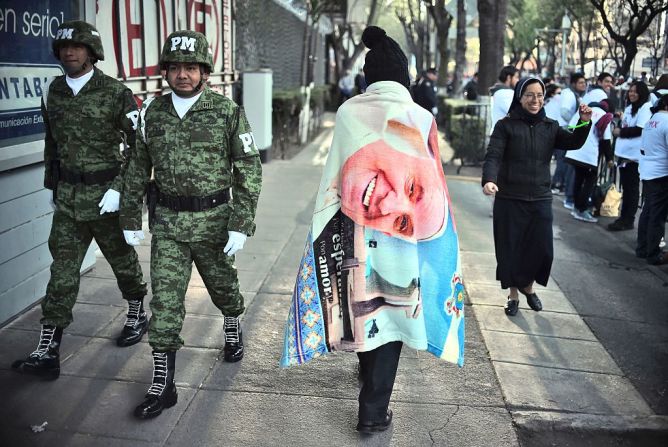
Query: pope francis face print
[{"left": 340, "top": 126, "right": 446, "bottom": 241}]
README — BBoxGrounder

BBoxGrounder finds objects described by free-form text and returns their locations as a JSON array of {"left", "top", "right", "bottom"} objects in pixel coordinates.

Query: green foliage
[
  {"left": 506, "top": 0, "right": 562, "bottom": 60},
  {"left": 272, "top": 89, "right": 304, "bottom": 159},
  {"left": 272, "top": 89, "right": 304, "bottom": 122},
  {"left": 271, "top": 86, "right": 332, "bottom": 159},
  {"left": 309, "top": 85, "right": 332, "bottom": 111},
  {"left": 442, "top": 99, "right": 487, "bottom": 163}
]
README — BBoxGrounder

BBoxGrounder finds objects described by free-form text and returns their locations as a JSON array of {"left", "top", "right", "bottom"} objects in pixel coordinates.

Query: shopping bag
[
  {"left": 592, "top": 181, "right": 613, "bottom": 215},
  {"left": 600, "top": 184, "right": 622, "bottom": 217}
]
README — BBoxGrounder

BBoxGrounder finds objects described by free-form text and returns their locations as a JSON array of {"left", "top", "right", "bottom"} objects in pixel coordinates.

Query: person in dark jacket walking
[
  {"left": 482, "top": 77, "right": 592, "bottom": 316},
  {"left": 464, "top": 72, "right": 479, "bottom": 100},
  {"left": 413, "top": 67, "right": 439, "bottom": 115}
]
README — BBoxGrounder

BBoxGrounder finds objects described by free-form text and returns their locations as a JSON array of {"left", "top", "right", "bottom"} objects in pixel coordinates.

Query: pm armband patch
[
  {"left": 238, "top": 132, "right": 257, "bottom": 153},
  {"left": 126, "top": 110, "right": 139, "bottom": 130}
]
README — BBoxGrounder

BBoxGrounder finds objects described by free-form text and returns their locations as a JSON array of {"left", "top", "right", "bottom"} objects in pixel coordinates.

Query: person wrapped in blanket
[{"left": 281, "top": 25, "right": 464, "bottom": 435}]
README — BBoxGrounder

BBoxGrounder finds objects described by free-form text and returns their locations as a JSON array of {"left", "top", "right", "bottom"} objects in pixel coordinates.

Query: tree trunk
[
  {"left": 300, "top": 14, "right": 311, "bottom": 87},
  {"left": 577, "top": 21, "right": 586, "bottom": 73},
  {"left": 428, "top": 0, "right": 453, "bottom": 87},
  {"left": 546, "top": 39, "right": 557, "bottom": 77},
  {"left": 478, "top": 0, "right": 508, "bottom": 94},
  {"left": 536, "top": 36, "right": 542, "bottom": 75},
  {"left": 438, "top": 33, "right": 449, "bottom": 87},
  {"left": 522, "top": 52, "right": 532, "bottom": 72},
  {"left": 453, "top": 0, "right": 467, "bottom": 95},
  {"left": 399, "top": 16, "right": 423, "bottom": 73},
  {"left": 619, "top": 41, "right": 638, "bottom": 78}
]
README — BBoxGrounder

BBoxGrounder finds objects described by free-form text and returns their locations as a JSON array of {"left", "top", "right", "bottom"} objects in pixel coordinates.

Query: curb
[{"left": 513, "top": 411, "right": 668, "bottom": 446}]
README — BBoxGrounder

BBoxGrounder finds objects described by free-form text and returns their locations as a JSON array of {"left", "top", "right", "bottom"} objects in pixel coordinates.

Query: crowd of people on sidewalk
[
  {"left": 547, "top": 71, "right": 668, "bottom": 267},
  {"left": 481, "top": 64, "right": 668, "bottom": 316}
]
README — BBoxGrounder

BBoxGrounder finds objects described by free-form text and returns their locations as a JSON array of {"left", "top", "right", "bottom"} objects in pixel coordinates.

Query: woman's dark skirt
[{"left": 493, "top": 197, "right": 553, "bottom": 289}]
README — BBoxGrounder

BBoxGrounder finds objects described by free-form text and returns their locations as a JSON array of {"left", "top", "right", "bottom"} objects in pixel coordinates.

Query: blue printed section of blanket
[{"left": 281, "top": 234, "right": 328, "bottom": 366}]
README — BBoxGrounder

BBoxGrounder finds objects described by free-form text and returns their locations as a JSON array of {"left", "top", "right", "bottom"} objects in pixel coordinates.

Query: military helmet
[
  {"left": 160, "top": 30, "right": 213, "bottom": 72},
  {"left": 52, "top": 20, "right": 104, "bottom": 62}
]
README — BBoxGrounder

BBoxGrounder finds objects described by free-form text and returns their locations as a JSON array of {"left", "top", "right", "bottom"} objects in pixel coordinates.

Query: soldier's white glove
[
  {"left": 98, "top": 189, "right": 121, "bottom": 214},
  {"left": 224, "top": 231, "right": 247, "bottom": 257},
  {"left": 123, "top": 230, "right": 145, "bottom": 246}
]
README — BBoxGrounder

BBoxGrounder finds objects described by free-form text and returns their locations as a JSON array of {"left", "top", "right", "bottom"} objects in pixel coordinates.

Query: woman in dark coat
[{"left": 482, "top": 77, "right": 592, "bottom": 316}]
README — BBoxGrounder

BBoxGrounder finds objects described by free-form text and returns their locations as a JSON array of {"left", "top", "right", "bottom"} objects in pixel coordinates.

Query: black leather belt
[
  {"left": 59, "top": 166, "right": 120, "bottom": 185},
  {"left": 157, "top": 188, "right": 230, "bottom": 212}
]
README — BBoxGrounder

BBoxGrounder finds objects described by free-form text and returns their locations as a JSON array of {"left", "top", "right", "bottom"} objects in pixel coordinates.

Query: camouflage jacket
[
  {"left": 120, "top": 88, "right": 262, "bottom": 242},
  {"left": 43, "top": 67, "right": 138, "bottom": 221}
]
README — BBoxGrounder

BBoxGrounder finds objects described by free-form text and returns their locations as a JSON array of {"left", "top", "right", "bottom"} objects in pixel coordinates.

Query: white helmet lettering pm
[
  {"left": 170, "top": 36, "right": 197, "bottom": 52},
  {"left": 56, "top": 28, "right": 74, "bottom": 40}
]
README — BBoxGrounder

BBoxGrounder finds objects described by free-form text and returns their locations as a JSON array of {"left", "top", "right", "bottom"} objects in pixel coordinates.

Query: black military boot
[
  {"left": 223, "top": 316, "right": 244, "bottom": 362},
  {"left": 11, "top": 325, "right": 63, "bottom": 380},
  {"left": 134, "top": 351, "right": 178, "bottom": 419},
  {"left": 117, "top": 298, "right": 148, "bottom": 347}
]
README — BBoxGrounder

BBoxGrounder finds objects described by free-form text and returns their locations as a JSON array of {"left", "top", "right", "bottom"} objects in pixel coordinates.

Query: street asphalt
[{"left": 1, "top": 113, "right": 667, "bottom": 446}]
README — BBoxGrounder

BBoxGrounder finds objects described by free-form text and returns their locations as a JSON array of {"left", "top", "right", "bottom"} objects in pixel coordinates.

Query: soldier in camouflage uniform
[
  {"left": 120, "top": 30, "right": 262, "bottom": 419},
  {"left": 12, "top": 21, "right": 148, "bottom": 380}
]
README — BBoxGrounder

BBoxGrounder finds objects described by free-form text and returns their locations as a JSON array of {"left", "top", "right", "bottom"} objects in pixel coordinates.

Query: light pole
[
  {"left": 560, "top": 12, "right": 572, "bottom": 76},
  {"left": 534, "top": 11, "right": 572, "bottom": 77}
]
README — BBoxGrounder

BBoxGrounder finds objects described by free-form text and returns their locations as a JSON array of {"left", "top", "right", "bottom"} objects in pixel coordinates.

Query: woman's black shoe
[
  {"left": 504, "top": 298, "right": 519, "bottom": 316},
  {"left": 356, "top": 410, "right": 393, "bottom": 434},
  {"left": 520, "top": 289, "right": 543, "bottom": 311},
  {"left": 607, "top": 219, "right": 634, "bottom": 231}
]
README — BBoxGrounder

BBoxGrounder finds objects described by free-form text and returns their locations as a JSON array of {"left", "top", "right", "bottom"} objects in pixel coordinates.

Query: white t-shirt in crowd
[
  {"left": 614, "top": 102, "right": 652, "bottom": 162},
  {"left": 490, "top": 88, "right": 514, "bottom": 131},
  {"left": 544, "top": 94, "right": 566, "bottom": 126},
  {"left": 171, "top": 91, "right": 203, "bottom": 119},
  {"left": 66, "top": 69, "right": 94, "bottom": 96},
  {"left": 566, "top": 106, "right": 612, "bottom": 167},
  {"left": 560, "top": 88, "right": 580, "bottom": 123},
  {"left": 582, "top": 88, "right": 608, "bottom": 105},
  {"left": 639, "top": 111, "right": 668, "bottom": 180},
  {"left": 650, "top": 90, "right": 668, "bottom": 106}
]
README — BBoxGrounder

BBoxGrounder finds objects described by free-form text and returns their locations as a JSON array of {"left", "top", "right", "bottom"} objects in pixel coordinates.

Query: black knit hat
[{"left": 362, "top": 26, "right": 410, "bottom": 89}]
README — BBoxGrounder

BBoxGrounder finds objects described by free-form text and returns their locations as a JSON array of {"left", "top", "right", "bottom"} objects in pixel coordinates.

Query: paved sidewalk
[
  {"left": 0, "top": 117, "right": 517, "bottom": 446},
  {"left": 447, "top": 178, "right": 665, "bottom": 439},
  {"left": 4, "top": 118, "right": 667, "bottom": 446}
]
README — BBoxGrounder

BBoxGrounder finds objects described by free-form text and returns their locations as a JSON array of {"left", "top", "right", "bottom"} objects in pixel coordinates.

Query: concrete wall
[
  {"left": 0, "top": 163, "right": 96, "bottom": 326},
  {"left": 0, "top": 164, "right": 52, "bottom": 325},
  {"left": 235, "top": 0, "right": 327, "bottom": 90}
]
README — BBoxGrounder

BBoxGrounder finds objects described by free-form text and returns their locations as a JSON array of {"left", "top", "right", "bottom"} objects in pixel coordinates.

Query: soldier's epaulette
[
  {"left": 155, "top": 94, "right": 173, "bottom": 109},
  {"left": 200, "top": 100, "right": 213, "bottom": 110}
]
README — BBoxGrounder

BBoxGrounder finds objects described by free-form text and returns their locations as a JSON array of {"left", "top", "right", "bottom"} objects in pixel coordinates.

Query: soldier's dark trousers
[
  {"left": 41, "top": 211, "right": 147, "bottom": 328},
  {"left": 149, "top": 236, "right": 245, "bottom": 351},
  {"left": 357, "top": 341, "right": 403, "bottom": 423}
]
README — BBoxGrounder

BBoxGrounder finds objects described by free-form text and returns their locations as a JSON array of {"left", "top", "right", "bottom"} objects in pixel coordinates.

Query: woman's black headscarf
[{"left": 508, "top": 77, "right": 546, "bottom": 125}]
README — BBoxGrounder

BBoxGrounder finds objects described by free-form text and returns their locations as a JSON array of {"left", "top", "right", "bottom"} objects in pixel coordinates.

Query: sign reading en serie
[{"left": 0, "top": 1, "right": 74, "bottom": 143}]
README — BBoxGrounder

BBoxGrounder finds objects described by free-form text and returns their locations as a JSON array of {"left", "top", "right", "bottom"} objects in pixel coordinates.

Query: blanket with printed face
[{"left": 280, "top": 81, "right": 465, "bottom": 367}]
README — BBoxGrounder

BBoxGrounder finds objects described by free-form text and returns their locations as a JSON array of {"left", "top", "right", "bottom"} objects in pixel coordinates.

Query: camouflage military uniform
[
  {"left": 120, "top": 88, "right": 262, "bottom": 351},
  {"left": 41, "top": 67, "right": 147, "bottom": 328}
]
